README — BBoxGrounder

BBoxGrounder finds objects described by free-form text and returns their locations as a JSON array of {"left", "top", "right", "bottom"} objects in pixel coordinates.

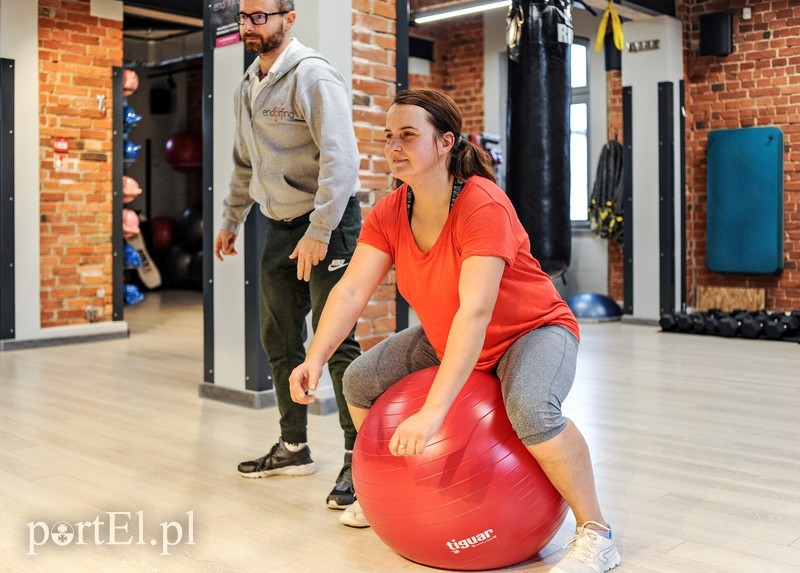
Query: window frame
[{"left": 570, "top": 37, "right": 591, "bottom": 228}]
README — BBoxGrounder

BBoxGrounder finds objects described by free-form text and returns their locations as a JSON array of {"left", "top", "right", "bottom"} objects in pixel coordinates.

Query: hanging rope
[
  {"left": 588, "top": 139, "right": 624, "bottom": 244},
  {"left": 594, "top": 0, "right": 624, "bottom": 52}
]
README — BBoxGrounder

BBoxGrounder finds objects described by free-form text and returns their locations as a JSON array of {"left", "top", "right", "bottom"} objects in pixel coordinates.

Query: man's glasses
[{"left": 234, "top": 11, "right": 289, "bottom": 25}]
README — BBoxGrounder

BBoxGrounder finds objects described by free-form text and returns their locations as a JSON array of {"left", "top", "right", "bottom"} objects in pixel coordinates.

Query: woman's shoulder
[{"left": 460, "top": 176, "right": 513, "bottom": 209}]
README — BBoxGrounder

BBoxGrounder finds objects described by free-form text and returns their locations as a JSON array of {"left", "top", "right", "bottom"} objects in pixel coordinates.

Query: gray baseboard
[
  {"left": 621, "top": 316, "right": 659, "bottom": 327},
  {"left": 0, "top": 330, "right": 129, "bottom": 351},
  {"left": 199, "top": 383, "right": 276, "bottom": 409},
  {"left": 198, "top": 383, "right": 338, "bottom": 415}
]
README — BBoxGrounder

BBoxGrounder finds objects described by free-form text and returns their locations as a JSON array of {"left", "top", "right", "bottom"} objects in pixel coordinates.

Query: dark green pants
[{"left": 259, "top": 196, "right": 361, "bottom": 450}]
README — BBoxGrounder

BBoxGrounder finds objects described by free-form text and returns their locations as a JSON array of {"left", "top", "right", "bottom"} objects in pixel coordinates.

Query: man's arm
[
  {"left": 220, "top": 86, "right": 257, "bottom": 235},
  {"left": 296, "top": 66, "right": 360, "bottom": 244}
]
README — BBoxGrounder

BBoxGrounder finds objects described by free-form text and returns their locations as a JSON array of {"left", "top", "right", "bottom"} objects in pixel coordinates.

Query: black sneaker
[
  {"left": 326, "top": 451, "right": 356, "bottom": 508},
  {"left": 237, "top": 437, "right": 315, "bottom": 478}
]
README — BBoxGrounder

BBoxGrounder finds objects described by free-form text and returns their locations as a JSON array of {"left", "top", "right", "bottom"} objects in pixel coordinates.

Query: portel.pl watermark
[{"left": 27, "top": 511, "right": 195, "bottom": 556}]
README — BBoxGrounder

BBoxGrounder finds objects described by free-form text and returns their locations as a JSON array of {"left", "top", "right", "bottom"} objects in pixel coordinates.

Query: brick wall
[
  {"left": 351, "top": 0, "right": 397, "bottom": 350},
  {"left": 606, "top": 70, "right": 624, "bottom": 303},
  {"left": 38, "top": 0, "right": 123, "bottom": 326},
  {"left": 680, "top": 0, "right": 800, "bottom": 310},
  {"left": 410, "top": 16, "right": 485, "bottom": 133}
]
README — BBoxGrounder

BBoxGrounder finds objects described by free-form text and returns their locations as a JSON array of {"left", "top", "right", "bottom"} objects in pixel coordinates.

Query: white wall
[
  {"left": 622, "top": 16, "right": 683, "bottom": 321},
  {"left": 483, "top": 6, "right": 610, "bottom": 300},
  {"left": 1, "top": 0, "right": 41, "bottom": 339},
  {"left": 212, "top": 42, "right": 248, "bottom": 390},
  {"left": 0, "top": 0, "right": 127, "bottom": 342},
  {"left": 291, "top": 0, "right": 352, "bottom": 88}
]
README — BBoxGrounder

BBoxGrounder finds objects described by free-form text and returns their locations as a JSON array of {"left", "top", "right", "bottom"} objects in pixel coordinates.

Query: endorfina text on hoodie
[{"left": 221, "top": 40, "right": 360, "bottom": 244}]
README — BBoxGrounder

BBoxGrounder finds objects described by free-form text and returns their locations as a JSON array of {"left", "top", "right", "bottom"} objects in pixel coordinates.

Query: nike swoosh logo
[{"left": 327, "top": 260, "right": 349, "bottom": 272}]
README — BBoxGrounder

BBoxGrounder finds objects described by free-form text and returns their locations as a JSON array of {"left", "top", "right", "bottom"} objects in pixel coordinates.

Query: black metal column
[
  {"left": 242, "top": 50, "right": 272, "bottom": 392},
  {"left": 202, "top": 2, "right": 215, "bottom": 383},
  {"left": 679, "top": 79, "right": 686, "bottom": 311},
  {"left": 622, "top": 86, "right": 633, "bottom": 315},
  {"left": 658, "top": 81, "right": 675, "bottom": 315},
  {"left": 0, "top": 59, "right": 15, "bottom": 339},
  {"left": 112, "top": 67, "right": 124, "bottom": 321},
  {"left": 394, "top": 0, "right": 410, "bottom": 332}
]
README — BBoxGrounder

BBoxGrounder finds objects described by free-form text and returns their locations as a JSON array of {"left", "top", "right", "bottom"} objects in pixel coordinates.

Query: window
[{"left": 570, "top": 39, "right": 590, "bottom": 223}]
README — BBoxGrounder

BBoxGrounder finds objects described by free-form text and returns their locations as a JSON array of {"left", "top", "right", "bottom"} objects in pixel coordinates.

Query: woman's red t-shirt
[{"left": 358, "top": 176, "right": 579, "bottom": 371}]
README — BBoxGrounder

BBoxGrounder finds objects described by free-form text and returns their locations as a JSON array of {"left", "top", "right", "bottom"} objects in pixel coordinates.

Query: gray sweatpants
[{"left": 343, "top": 324, "right": 578, "bottom": 445}]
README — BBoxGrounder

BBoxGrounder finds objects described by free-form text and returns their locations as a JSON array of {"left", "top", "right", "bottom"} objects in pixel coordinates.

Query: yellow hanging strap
[{"left": 594, "top": 0, "right": 624, "bottom": 52}]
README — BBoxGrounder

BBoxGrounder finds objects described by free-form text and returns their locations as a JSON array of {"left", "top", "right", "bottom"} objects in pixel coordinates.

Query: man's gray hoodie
[{"left": 221, "top": 41, "right": 360, "bottom": 244}]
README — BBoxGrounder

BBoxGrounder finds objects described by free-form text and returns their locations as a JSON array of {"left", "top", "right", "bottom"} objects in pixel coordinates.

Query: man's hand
[
  {"left": 214, "top": 230, "right": 238, "bottom": 261},
  {"left": 289, "top": 235, "right": 328, "bottom": 281}
]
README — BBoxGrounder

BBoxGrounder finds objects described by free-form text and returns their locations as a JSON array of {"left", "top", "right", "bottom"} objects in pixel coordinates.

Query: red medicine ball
[
  {"left": 353, "top": 367, "right": 568, "bottom": 571},
  {"left": 149, "top": 216, "right": 178, "bottom": 253},
  {"left": 164, "top": 132, "right": 202, "bottom": 173}
]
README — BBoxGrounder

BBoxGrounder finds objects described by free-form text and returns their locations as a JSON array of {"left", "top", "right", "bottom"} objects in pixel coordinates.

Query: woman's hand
[
  {"left": 388, "top": 407, "right": 447, "bottom": 456},
  {"left": 289, "top": 362, "right": 323, "bottom": 405}
]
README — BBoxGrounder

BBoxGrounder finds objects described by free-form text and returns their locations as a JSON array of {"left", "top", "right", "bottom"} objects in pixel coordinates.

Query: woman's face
[{"left": 383, "top": 104, "right": 454, "bottom": 184}]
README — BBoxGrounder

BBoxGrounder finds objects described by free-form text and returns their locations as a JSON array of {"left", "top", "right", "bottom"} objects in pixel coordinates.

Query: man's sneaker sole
[
  {"left": 238, "top": 463, "right": 316, "bottom": 478},
  {"left": 327, "top": 499, "right": 354, "bottom": 510}
]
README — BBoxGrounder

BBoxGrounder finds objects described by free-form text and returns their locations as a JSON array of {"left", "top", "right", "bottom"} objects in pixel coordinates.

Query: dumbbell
[
  {"left": 701, "top": 310, "right": 723, "bottom": 335},
  {"left": 659, "top": 313, "right": 678, "bottom": 332},
  {"left": 691, "top": 313, "right": 708, "bottom": 334},
  {"left": 764, "top": 312, "right": 800, "bottom": 340},
  {"left": 717, "top": 310, "right": 748, "bottom": 337},
  {"left": 689, "top": 312, "right": 721, "bottom": 334},
  {"left": 740, "top": 310, "right": 770, "bottom": 339},
  {"left": 675, "top": 312, "right": 694, "bottom": 333}
]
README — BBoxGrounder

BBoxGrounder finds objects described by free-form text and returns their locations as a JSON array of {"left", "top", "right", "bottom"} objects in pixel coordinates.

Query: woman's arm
[
  {"left": 389, "top": 254, "right": 506, "bottom": 456},
  {"left": 289, "top": 243, "right": 393, "bottom": 404}
]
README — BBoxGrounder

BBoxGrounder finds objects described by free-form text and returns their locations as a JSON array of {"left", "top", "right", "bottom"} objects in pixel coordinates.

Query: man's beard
[{"left": 242, "top": 29, "right": 285, "bottom": 54}]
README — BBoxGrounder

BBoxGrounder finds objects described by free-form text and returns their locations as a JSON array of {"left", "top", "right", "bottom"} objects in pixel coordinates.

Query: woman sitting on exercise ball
[{"left": 289, "top": 88, "right": 620, "bottom": 573}]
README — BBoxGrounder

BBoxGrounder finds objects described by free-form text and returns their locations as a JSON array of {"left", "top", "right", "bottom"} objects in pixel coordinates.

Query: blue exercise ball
[{"left": 567, "top": 292, "right": 622, "bottom": 322}]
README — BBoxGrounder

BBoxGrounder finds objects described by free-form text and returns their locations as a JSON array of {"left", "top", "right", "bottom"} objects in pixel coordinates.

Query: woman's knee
[
  {"left": 342, "top": 353, "right": 376, "bottom": 407},
  {"left": 505, "top": 397, "right": 568, "bottom": 446}
]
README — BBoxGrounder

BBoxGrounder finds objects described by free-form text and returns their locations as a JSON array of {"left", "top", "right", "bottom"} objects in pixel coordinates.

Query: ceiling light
[{"left": 413, "top": 0, "right": 512, "bottom": 25}]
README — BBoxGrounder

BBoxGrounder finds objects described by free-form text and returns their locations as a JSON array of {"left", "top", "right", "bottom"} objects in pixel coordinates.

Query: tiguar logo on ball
[
  {"left": 27, "top": 511, "right": 195, "bottom": 556},
  {"left": 445, "top": 527, "right": 497, "bottom": 554}
]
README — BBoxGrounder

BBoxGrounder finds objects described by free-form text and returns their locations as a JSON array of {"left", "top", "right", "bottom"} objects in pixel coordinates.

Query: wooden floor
[{"left": 1, "top": 290, "right": 799, "bottom": 572}]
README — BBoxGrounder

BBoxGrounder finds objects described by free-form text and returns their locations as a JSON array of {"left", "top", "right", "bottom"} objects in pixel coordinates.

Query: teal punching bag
[{"left": 506, "top": 0, "right": 573, "bottom": 277}]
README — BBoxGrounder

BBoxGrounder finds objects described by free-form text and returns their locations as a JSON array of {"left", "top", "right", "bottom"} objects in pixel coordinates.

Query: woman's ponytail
[{"left": 450, "top": 138, "right": 497, "bottom": 184}]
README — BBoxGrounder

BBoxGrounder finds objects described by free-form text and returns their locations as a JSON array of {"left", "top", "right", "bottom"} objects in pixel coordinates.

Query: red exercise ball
[
  {"left": 149, "top": 216, "right": 178, "bottom": 252},
  {"left": 164, "top": 132, "right": 202, "bottom": 172},
  {"left": 353, "top": 367, "right": 568, "bottom": 571}
]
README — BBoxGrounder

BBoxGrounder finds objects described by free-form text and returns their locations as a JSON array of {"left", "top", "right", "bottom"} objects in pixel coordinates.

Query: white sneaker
[
  {"left": 339, "top": 500, "right": 370, "bottom": 528},
  {"left": 551, "top": 521, "right": 620, "bottom": 573}
]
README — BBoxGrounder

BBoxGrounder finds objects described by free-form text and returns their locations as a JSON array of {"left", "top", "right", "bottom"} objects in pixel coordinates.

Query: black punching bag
[{"left": 506, "top": 0, "right": 573, "bottom": 277}]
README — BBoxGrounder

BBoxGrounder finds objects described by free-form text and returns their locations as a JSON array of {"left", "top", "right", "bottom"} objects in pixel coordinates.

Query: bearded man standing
[{"left": 213, "top": 0, "right": 362, "bottom": 514}]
